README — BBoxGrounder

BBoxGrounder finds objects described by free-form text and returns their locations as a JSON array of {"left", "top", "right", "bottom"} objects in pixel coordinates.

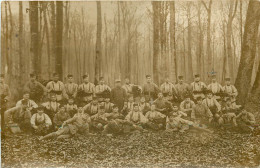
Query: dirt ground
[{"left": 1, "top": 128, "right": 260, "bottom": 168}]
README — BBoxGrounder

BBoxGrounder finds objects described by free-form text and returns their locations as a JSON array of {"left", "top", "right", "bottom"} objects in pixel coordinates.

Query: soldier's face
[
  {"left": 147, "top": 77, "right": 151, "bottom": 83},
  {"left": 31, "top": 76, "right": 36, "bottom": 82},
  {"left": 60, "top": 107, "right": 65, "bottom": 113},
  {"left": 115, "top": 82, "right": 121, "bottom": 87},
  {"left": 51, "top": 96, "right": 56, "bottom": 101},
  {"left": 140, "top": 97, "right": 145, "bottom": 103},
  {"left": 173, "top": 106, "right": 178, "bottom": 111},
  {"left": 68, "top": 77, "right": 73, "bottom": 83},
  {"left": 100, "top": 80, "right": 105, "bottom": 85},
  {"left": 226, "top": 101, "right": 231, "bottom": 105},
  {"left": 165, "top": 78, "right": 169, "bottom": 82},
  {"left": 207, "top": 93, "right": 213, "bottom": 98},
  {"left": 78, "top": 107, "right": 83, "bottom": 113},
  {"left": 53, "top": 75, "right": 59, "bottom": 81},
  {"left": 197, "top": 100, "right": 202, "bottom": 104},
  {"left": 68, "top": 99, "right": 74, "bottom": 104},
  {"left": 38, "top": 110, "right": 44, "bottom": 115},
  {"left": 212, "top": 78, "right": 216, "bottom": 82},
  {"left": 84, "top": 77, "right": 89, "bottom": 82},
  {"left": 185, "top": 98, "right": 190, "bottom": 102},
  {"left": 129, "top": 97, "right": 134, "bottom": 102},
  {"left": 226, "top": 81, "right": 231, "bottom": 85},
  {"left": 113, "top": 107, "right": 118, "bottom": 113},
  {"left": 23, "top": 93, "right": 30, "bottom": 100},
  {"left": 179, "top": 79, "right": 183, "bottom": 83},
  {"left": 195, "top": 77, "right": 200, "bottom": 82},
  {"left": 105, "top": 98, "right": 110, "bottom": 102},
  {"left": 158, "top": 93, "right": 163, "bottom": 98},
  {"left": 100, "top": 109, "right": 105, "bottom": 114},
  {"left": 133, "top": 106, "right": 139, "bottom": 112},
  {"left": 125, "top": 78, "right": 130, "bottom": 84},
  {"left": 92, "top": 100, "right": 98, "bottom": 105}
]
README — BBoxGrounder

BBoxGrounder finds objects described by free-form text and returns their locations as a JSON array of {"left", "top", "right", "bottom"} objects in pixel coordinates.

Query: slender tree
[
  {"left": 56, "top": 1, "right": 63, "bottom": 78},
  {"left": 19, "top": 2, "right": 24, "bottom": 87},
  {"left": 95, "top": 1, "right": 102, "bottom": 84},
  {"left": 170, "top": 1, "right": 177, "bottom": 82}
]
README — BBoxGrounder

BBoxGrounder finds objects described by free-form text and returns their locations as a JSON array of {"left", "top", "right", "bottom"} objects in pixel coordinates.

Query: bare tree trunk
[
  {"left": 95, "top": 1, "right": 102, "bottom": 84},
  {"left": 56, "top": 1, "right": 63, "bottom": 79},
  {"left": 187, "top": 2, "right": 193, "bottom": 82},
  {"left": 170, "top": 1, "right": 177, "bottom": 82},
  {"left": 197, "top": 2, "right": 203, "bottom": 79},
  {"left": 19, "top": 2, "right": 24, "bottom": 88},
  {"left": 50, "top": 1, "right": 56, "bottom": 75},
  {"left": 152, "top": 1, "right": 160, "bottom": 84},
  {"left": 235, "top": 0, "right": 260, "bottom": 105},
  {"left": 226, "top": 0, "right": 238, "bottom": 81},
  {"left": 29, "top": 1, "right": 39, "bottom": 75},
  {"left": 202, "top": 0, "right": 212, "bottom": 79},
  {"left": 43, "top": 2, "right": 51, "bottom": 78}
]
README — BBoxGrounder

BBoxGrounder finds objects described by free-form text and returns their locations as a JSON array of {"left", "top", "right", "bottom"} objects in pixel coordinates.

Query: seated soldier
[
  {"left": 167, "top": 104, "right": 213, "bottom": 133},
  {"left": 90, "top": 105, "right": 108, "bottom": 132},
  {"left": 39, "top": 104, "right": 91, "bottom": 140},
  {"left": 153, "top": 92, "right": 173, "bottom": 116},
  {"left": 180, "top": 95, "right": 196, "bottom": 120},
  {"left": 53, "top": 105, "right": 71, "bottom": 130},
  {"left": 4, "top": 99, "right": 32, "bottom": 133},
  {"left": 16, "top": 92, "right": 38, "bottom": 112},
  {"left": 221, "top": 98, "right": 238, "bottom": 126},
  {"left": 202, "top": 90, "right": 223, "bottom": 126},
  {"left": 191, "top": 97, "right": 213, "bottom": 126},
  {"left": 166, "top": 104, "right": 189, "bottom": 132},
  {"left": 65, "top": 98, "right": 78, "bottom": 117},
  {"left": 125, "top": 103, "right": 148, "bottom": 130},
  {"left": 41, "top": 93, "right": 60, "bottom": 121},
  {"left": 138, "top": 96, "right": 150, "bottom": 115},
  {"left": 103, "top": 105, "right": 125, "bottom": 121},
  {"left": 31, "top": 106, "right": 52, "bottom": 135},
  {"left": 126, "top": 94, "right": 135, "bottom": 112},
  {"left": 83, "top": 97, "right": 100, "bottom": 116},
  {"left": 234, "top": 108, "right": 256, "bottom": 132},
  {"left": 103, "top": 96, "right": 114, "bottom": 113},
  {"left": 145, "top": 104, "right": 166, "bottom": 130},
  {"left": 121, "top": 102, "right": 129, "bottom": 116}
]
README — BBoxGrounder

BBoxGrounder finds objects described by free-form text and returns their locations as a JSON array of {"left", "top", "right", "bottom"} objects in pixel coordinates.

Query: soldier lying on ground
[
  {"left": 166, "top": 104, "right": 213, "bottom": 133},
  {"left": 31, "top": 106, "right": 52, "bottom": 135},
  {"left": 234, "top": 107, "right": 256, "bottom": 133},
  {"left": 4, "top": 99, "right": 32, "bottom": 134},
  {"left": 39, "top": 104, "right": 91, "bottom": 140}
]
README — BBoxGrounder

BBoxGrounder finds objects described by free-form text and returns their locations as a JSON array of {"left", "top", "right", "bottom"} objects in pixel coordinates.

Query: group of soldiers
[{"left": 0, "top": 72, "right": 257, "bottom": 140}]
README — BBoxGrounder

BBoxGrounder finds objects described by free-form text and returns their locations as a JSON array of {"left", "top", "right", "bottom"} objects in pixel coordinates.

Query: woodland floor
[{"left": 1, "top": 128, "right": 260, "bottom": 168}]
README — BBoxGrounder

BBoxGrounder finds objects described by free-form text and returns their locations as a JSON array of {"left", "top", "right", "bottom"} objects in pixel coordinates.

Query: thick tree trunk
[
  {"left": 152, "top": 1, "right": 160, "bottom": 84},
  {"left": 56, "top": 1, "right": 63, "bottom": 78},
  {"left": 95, "top": 1, "right": 102, "bottom": 84},
  {"left": 235, "top": 0, "right": 260, "bottom": 105},
  {"left": 29, "top": 1, "right": 39, "bottom": 75}
]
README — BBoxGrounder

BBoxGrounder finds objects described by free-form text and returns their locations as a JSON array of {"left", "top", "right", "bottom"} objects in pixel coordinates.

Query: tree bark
[
  {"left": 170, "top": 1, "right": 177, "bottom": 82},
  {"left": 235, "top": 0, "right": 260, "bottom": 105},
  {"left": 56, "top": 1, "right": 63, "bottom": 79},
  {"left": 95, "top": 1, "right": 102, "bottom": 84},
  {"left": 19, "top": 2, "right": 24, "bottom": 87},
  {"left": 29, "top": 1, "right": 39, "bottom": 75},
  {"left": 152, "top": 1, "right": 160, "bottom": 84}
]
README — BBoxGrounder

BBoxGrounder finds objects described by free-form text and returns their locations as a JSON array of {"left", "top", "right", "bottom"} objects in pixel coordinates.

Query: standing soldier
[
  {"left": 143, "top": 75, "right": 160, "bottom": 103},
  {"left": 122, "top": 77, "right": 134, "bottom": 98},
  {"left": 122, "top": 77, "right": 142, "bottom": 101},
  {"left": 111, "top": 79, "right": 127, "bottom": 110},
  {"left": 207, "top": 74, "right": 223, "bottom": 100},
  {"left": 24, "top": 73, "right": 47, "bottom": 103},
  {"left": 46, "top": 73, "right": 66, "bottom": 102},
  {"left": 160, "top": 76, "right": 178, "bottom": 100},
  {"left": 222, "top": 77, "right": 238, "bottom": 103},
  {"left": 95, "top": 77, "right": 111, "bottom": 102},
  {"left": 191, "top": 74, "right": 207, "bottom": 100},
  {"left": 78, "top": 74, "right": 95, "bottom": 105},
  {"left": 0, "top": 74, "right": 11, "bottom": 130},
  {"left": 174, "top": 75, "right": 190, "bottom": 102},
  {"left": 64, "top": 74, "right": 78, "bottom": 100}
]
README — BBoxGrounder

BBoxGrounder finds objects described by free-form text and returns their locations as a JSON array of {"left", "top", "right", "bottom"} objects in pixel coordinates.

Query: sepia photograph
[{"left": 1, "top": 0, "right": 260, "bottom": 167}]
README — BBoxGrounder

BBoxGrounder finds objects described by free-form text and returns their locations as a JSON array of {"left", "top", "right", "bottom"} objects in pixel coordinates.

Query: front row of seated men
[{"left": 3, "top": 87, "right": 257, "bottom": 140}]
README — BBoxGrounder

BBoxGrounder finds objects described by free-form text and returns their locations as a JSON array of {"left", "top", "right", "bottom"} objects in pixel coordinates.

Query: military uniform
[
  {"left": 83, "top": 103, "right": 100, "bottom": 116},
  {"left": 0, "top": 79, "right": 11, "bottom": 129},
  {"left": 207, "top": 82, "right": 223, "bottom": 100},
  {"left": 153, "top": 98, "right": 172, "bottom": 116},
  {"left": 145, "top": 110, "right": 166, "bottom": 130},
  {"left": 143, "top": 83, "right": 160, "bottom": 102},
  {"left": 174, "top": 83, "right": 190, "bottom": 102},
  {"left": 166, "top": 110, "right": 192, "bottom": 131},
  {"left": 191, "top": 81, "right": 207, "bottom": 99},
  {"left": 41, "top": 101, "right": 60, "bottom": 121},
  {"left": 65, "top": 103, "right": 78, "bottom": 117},
  {"left": 16, "top": 99, "right": 38, "bottom": 111},
  {"left": 31, "top": 112, "right": 52, "bottom": 135},
  {"left": 191, "top": 103, "right": 213, "bottom": 125},
  {"left": 160, "top": 82, "right": 177, "bottom": 98},
  {"left": 180, "top": 100, "right": 196, "bottom": 120},
  {"left": 235, "top": 111, "right": 256, "bottom": 132},
  {"left": 64, "top": 82, "right": 78, "bottom": 99},
  {"left": 202, "top": 97, "right": 221, "bottom": 118},
  {"left": 125, "top": 110, "right": 148, "bottom": 129},
  {"left": 78, "top": 82, "right": 95, "bottom": 104},
  {"left": 46, "top": 81, "right": 66, "bottom": 102},
  {"left": 111, "top": 86, "right": 127, "bottom": 110},
  {"left": 53, "top": 111, "right": 71, "bottom": 130},
  {"left": 24, "top": 80, "right": 46, "bottom": 102}
]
